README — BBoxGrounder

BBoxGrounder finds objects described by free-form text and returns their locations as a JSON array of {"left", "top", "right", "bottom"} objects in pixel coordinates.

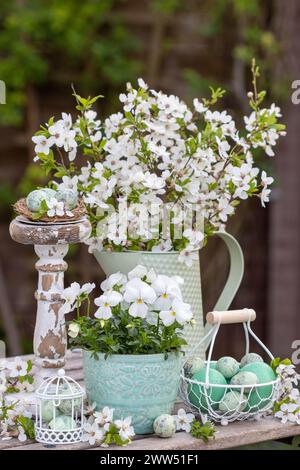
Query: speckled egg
[
  {"left": 58, "top": 398, "right": 82, "bottom": 415},
  {"left": 189, "top": 367, "right": 227, "bottom": 411},
  {"left": 230, "top": 371, "right": 258, "bottom": 393},
  {"left": 26, "top": 189, "right": 52, "bottom": 212},
  {"left": 184, "top": 356, "right": 205, "bottom": 377},
  {"left": 57, "top": 386, "right": 82, "bottom": 415},
  {"left": 56, "top": 189, "right": 78, "bottom": 210},
  {"left": 216, "top": 357, "right": 240, "bottom": 379},
  {"left": 153, "top": 414, "right": 176, "bottom": 438},
  {"left": 240, "top": 353, "right": 263, "bottom": 368},
  {"left": 41, "top": 188, "right": 56, "bottom": 198},
  {"left": 219, "top": 391, "right": 247, "bottom": 413},
  {"left": 41, "top": 400, "right": 61, "bottom": 423},
  {"left": 240, "top": 362, "right": 276, "bottom": 411},
  {"left": 49, "top": 415, "right": 76, "bottom": 431}
]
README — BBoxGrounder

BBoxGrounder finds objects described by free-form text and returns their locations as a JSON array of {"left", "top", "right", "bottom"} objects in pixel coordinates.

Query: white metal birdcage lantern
[
  {"left": 180, "top": 309, "right": 280, "bottom": 425},
  {"left": 35, "top": 369, "right": 84, "bottom": 445}
]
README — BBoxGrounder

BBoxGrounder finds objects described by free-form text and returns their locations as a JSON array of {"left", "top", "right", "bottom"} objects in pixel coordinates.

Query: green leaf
[{"left": 190, "top": 419, "right": 216, "bottom": 443}]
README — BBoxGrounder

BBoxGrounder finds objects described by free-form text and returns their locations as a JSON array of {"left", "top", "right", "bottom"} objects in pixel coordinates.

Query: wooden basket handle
[{"left": 206, "top": 308, "right": 256, "bottom": 325}]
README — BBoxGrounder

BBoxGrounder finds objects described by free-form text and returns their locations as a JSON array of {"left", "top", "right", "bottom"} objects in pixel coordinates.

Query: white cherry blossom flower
[
  {"left": 82, "top": 422, "right": 104, "bottom": 445},
  {"left": 32, "top": 135, "right": 55, "bottom": 155},
  {"left": 7, "top": 358, "right": 28, "bottom": 378},
  {"left": 138, "top": 78, "right": 148, "bottom": 89},
  {"left": 260, "top": 186, "right": 271, "bottom": 208},
  {"left": 85, "top": 237, "right": 103, "bottom": 254},
  {"left": 17, "top": 426, "right": 27, "bottom": 442},
  {"left": 175, "top": 408, "right": 195, "bottom": 433},
  {"left": 193, "top": 98, "right": 207, "bottom": 114},
  {"left": 56, "top": 175, "right": 78, "bottom": 193},
  {"left": 123, "top": 278, "right": 156, "bottom": 318},
  {"left": 46, "top": 198, "right": 65, "bottom": 217},
  {"left": 261, "top": 170, "right": 274, "bottom": 187},
  {"left": 177, "top": 248, "right": 198, "bottom": 267},
  {"left": 115, "top": 416, "right": 135, "bottom": 442},
  {"left": 275, "top": 403, "right": 298, "bottom": 424},
  {"left": 94, "top": 406, "right": 114, "bottom": 427}
]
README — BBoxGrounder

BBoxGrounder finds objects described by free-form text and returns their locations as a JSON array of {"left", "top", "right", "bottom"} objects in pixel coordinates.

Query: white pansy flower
[
  {"left": 94, "top": 291, "right": 123, "bottom": 320},
  {"left": 123, "top": 278, "right": 156, "bottom": 318},
  {"left": 175, "top": 408, "right": 195, "bottom": 433},
  {"left": 80, "top": 283, "right": 95, "bottom": 295},
  {"left": 60, "top": 282, "right": 81, "bottom": 314},
  {"left": 159, "top": 298, "right": 193, "bottom": 327},
  {"left": 115, "top": 416, "right": 135, "bottom": 442},
  {"left": 152, "top": 275, "right": 182, "bottom": 310},
  {"left": 68, "top": 322, "right": 80, "bottom": 338},
  {"left": 101, "top": 272, "right": 127, "bottom": 291},
  {"left": 128, "top": 265, "right": 148, "bottom": 280}
]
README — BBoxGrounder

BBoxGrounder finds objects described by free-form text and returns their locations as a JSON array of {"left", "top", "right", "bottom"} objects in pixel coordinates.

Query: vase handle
[{"left": 203, "top": 232, "right": 244, "bottom": 350}]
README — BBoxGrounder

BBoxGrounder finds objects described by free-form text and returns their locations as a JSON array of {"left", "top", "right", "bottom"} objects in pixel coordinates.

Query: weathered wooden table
[{"left": 2, "top": 351, "right": 300, "bottom": 451}]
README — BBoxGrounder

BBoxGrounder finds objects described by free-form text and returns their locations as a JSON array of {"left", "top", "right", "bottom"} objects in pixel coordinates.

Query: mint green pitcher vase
[{"left": 94, "top": 232, "right": 244, "bottom": 357}]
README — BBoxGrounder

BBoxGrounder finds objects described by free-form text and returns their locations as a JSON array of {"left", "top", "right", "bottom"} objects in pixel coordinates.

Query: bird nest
[{"left": 13, "top": 198, "right": 86, "bottom": 223}]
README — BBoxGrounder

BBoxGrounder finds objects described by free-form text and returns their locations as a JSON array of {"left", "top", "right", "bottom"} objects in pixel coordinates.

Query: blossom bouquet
[
  {"left": 32, "top": 60, "right": 285, "bottom": 257},
  {"left": 31, "top": 60, "right": 286, "bottom": 354},
  {"left": 63, "top": 265, "right": 193, "bottom": 433}
]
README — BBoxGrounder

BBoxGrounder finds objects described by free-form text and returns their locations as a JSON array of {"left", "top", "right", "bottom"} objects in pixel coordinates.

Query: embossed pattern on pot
[{"left": 83, "top": 351, "right": 183, "bottom": 434}]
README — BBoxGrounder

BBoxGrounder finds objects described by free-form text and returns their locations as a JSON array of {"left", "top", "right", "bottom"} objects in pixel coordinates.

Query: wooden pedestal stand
[{"left": 9, "top": 216, "right": 91, "bottom": 387}]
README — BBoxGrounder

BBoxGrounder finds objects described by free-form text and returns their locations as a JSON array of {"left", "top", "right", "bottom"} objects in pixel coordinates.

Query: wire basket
[{"left": 180, "top": 309, "right": 280, "bottom": 424}]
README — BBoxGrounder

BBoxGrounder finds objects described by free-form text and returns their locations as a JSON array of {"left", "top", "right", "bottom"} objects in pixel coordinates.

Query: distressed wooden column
[{"left": 9, "top": 216, "right": 91, "bottom": 382}]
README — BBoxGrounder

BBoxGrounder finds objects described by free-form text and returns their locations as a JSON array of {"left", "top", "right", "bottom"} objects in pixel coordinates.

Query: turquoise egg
[
  {"left": 40, "top": 400, "right": 61, "bottom": 423},
  {"left": 216, "top": 356, "right": 240, "bottom": 379},
  {"left": 184, "top": 356, "right": 205, "bottom": 377},
  {"left": 41, "top": 188, "right": 56, "bottom": 198},
  {"left": 49, "top": 415, "right": 76, "bottom": 431},
  {"left": 189, "top": 367, "right": 227, "bottom": 411},
  {"left": 240, "top": 353, "right": 263, "bottom": 368},
  {"left": 219, "top": 391, "right": 247, "bottom": 413},
  {"left": 240, "top": 362, "right": 276, "bottom": 411},
  {"left": 26, "top": 189, "right": 52, "bottom": 212},
  {"left": 153, "top": 414, "right": 176, "bottom": 438},
  {"left": 56, "top": 189, "right": 78, "bottom": 210},
  {"left": 230, "top": 371, "right": 258, "bottom": 393}
]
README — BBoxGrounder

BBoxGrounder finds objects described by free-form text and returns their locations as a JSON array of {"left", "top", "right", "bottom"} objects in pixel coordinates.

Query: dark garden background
[{"left": 0, "top": 0, "right": 298, "bottom": 361}]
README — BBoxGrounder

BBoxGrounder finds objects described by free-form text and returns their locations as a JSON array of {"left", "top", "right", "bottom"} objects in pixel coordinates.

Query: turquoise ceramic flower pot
[{"left": 83, "top": 351, "right": 183, "bottom": 434}]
